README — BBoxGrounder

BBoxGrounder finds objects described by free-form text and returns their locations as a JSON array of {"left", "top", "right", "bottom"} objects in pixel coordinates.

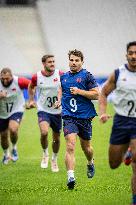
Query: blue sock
[{"left": 132, "top": 194, "right": 136, "bottom": 204}]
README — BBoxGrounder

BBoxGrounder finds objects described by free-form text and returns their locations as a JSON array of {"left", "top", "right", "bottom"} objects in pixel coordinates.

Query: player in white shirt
[
  {"left": 0, "top": 68, "right": 30, "bottom": 164},
  {"left": 99, "top": 41, "right": 136, "bottom": 205},
  {"left": 28, "top": 55, "right": 63, "bottom": 172}
]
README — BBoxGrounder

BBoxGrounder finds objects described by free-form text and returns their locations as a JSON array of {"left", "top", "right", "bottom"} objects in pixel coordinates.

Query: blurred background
[{"left": 0, "top": 0, "right": 136, "bottom": 79}]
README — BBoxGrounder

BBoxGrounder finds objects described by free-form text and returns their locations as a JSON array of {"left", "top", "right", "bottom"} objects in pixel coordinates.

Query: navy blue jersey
[{"left": 60, "top": 69, "right": 98, "bottom": 119}]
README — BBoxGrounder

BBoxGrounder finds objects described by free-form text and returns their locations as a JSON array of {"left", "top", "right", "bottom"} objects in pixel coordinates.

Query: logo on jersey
[
  {"left": 121, "top": 78, "right": 127, "bottom": 81},
  {"left": 76, "top": 78, "right": 82, "bottom": 83},
  {"left": 53, "top": 78, "right": 58, "bottom": 82},
  {"left": 12, "top": 88, "right": 16, "bottom": 91}
]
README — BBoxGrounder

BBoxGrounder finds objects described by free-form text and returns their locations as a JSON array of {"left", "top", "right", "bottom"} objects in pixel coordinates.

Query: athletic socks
[
  {"left": 88, "top": 159, "right": 94, "bottom": 165},
  {"left": 67, "top": 170, "right": 75, "bottom": 180},
  {"left": 43, "top": 148, "right": 49, "bottom": 157},
  {"left": 3, "top": 149, "right": 10, "bottom": 157},
  {"left": 52, "top": 152, "right": 58, "bottom": 161},
  {"left": 12, "top": 144, "right": 17, "bottom": 150}
]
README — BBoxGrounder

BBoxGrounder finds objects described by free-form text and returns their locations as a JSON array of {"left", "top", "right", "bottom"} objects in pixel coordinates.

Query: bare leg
[
  {"left": 52, "top": 131, "right": 60, "bottom": 154},
  {"left": 65, "top": 133, "right": 77, "bottom": 189},
  {"left": 39, "top": 121, "right": 49, "bottom": 150},
  {"left": 1, "top": 129, "right": 10, "bottom": 164},
  {"left": 9, "top": 120, "right": 20, "bottom": 161},
  {"left": 9, "top": 120, "right": 20, "bottom": 146},
  {"left": 108, "top": 144, "right": 128, "bottom": 169},
  {"left": 1, "top": 129, "right": 9, "bottom": 150},
  {"left": 51, "top": 131, "right": 60, "bottom": 172},
  {"left": 65, "top": 133, "right": 76, "bottom": 171},
  {"left": 80, "top": 138, "right": 93, "bottom": 162},
  {"left": 131, "top": 163, "right": 136, "bottom": 195},
  {"left": 80, "top": 137, "right": 95, "bottom": 178},
  {"left": 130, "top": 139, "right": 136, "bottom": 204},
  {"left": 39, "top": 121, "right": 49, "bottom": 168}
]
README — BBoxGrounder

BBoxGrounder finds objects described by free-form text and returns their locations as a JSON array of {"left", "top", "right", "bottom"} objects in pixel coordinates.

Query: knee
[
  {"left": 67, "top": 142, "right": 75, "bottom": 153},
  {"left": 9, "top": 126, "right": 18, "bottom": 135},
  {"left": 109, "top": 160, "right": 121, "bottom": 169},
  {"left": 41, "top": 129, "right": 48, "bottom": 137}
]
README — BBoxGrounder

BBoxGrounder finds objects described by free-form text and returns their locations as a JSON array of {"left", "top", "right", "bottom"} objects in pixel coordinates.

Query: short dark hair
[
  {"left": 68, "top": 49, "right": 84, "bottom": 61},
  {"left": 126, "top": 41, "right": 136, "bottom": 52},
  {"left": 41, "top": 55, "right": 54, "bottom": 63},
  {"left": 1, "top": 68, "right": 12, "bottom": 75}
]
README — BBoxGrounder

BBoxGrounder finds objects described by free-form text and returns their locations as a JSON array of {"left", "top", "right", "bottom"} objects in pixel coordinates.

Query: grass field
[{"left": 0, "top": 103, "right": 132, "bottom": 205}]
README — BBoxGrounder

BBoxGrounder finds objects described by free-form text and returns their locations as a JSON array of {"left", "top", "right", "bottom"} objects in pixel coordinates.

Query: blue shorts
[
  {"left": 0, "top": 112, "right": 23, "bottom": 132},
  {"left": 63, "top": 116, "right": 92, "bottom": 140},
  {"left": 38, "top": 111, "right": 62, "bottom": 133},
  {"left": 110, "top": 114, "right": 136, "bottom": 145}
]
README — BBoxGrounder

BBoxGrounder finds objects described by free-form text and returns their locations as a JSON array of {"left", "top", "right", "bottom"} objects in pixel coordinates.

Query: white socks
[
  {"left": 52, "top": 152, "right": 58, "bottom": 161},
  {"left": 43, "top": 149, "right": 58, "bottom": 161},
  {"left": 88, "top": 159, "right": 94, "bottom": 165},
  {"left": 12, "top": 144, "right": 17, "bottom": 150},
  {"left": 43, "top": 148, "right": 49, "bottom": 157},
  {"left": 67, "top": 170, "right": 75, "bottom": 179},
  {"left": 3, "top": 149, "right": 10, "bottom": 157}
]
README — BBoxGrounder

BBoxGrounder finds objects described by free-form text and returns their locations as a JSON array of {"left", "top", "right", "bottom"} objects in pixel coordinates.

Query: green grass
[{"left": 0, "top": 104, "right": 132, "bottom": 205}]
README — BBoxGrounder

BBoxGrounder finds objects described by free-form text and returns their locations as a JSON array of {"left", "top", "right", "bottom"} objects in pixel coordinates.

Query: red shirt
[
  {"left": 18, "top": 77, "right": 30, "bottom": 89},
  {"left": 31, "top": 70, "right": 64, "bottom": 87}
]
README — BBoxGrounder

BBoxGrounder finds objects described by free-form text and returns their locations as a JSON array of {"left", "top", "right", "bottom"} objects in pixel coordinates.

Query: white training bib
[
  {"left": 36, "top": 69, "right": 61, "bottom": 114},
  {"left": 0, "top": 76, "right": 25, "bottom": 119},
  {"left": 112, "top": 65, "right": 136, "bottom": 117}
]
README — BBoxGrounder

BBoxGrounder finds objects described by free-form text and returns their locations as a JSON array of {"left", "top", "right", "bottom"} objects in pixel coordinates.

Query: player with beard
[
  {"left": 0, "top": 68, "right": 31, "bottom": 164},
  {"left": 28, "top": 55, "right": 63, "bottom": 172},
  {"left": 55, "top": 49, "right": 99, "bottom": 189}
]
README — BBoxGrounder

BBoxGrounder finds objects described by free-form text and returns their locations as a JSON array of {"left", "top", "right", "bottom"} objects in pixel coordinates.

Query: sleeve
[
  {"left": 59, "top": 70, "right": 64, "bottom": 76},
  {"left": 114, "top": 69, "right": 119, "bottom": 84},
  {"left": 18, "top": 77, "right": 31, "bottom": 89},
  {"left": 86, "top": 72, "right": 98, "bottom": 90},
  {"left": 31, "top": 74, "right": 37, "bottom": 86}
]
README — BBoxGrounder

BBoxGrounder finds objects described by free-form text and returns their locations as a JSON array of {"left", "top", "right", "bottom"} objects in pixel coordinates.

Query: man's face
[
  {"left": 1, "top": 72, "right": 13, "bottom": 87},
  {"left": 69, "top": 55, "right": 83, "bottom": 73},
  {"left": 43, "top": 57, "right": 55, "bottom": 72},
  {"left": 126, "top": 45, "right": 136, "bottom": 68}
]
